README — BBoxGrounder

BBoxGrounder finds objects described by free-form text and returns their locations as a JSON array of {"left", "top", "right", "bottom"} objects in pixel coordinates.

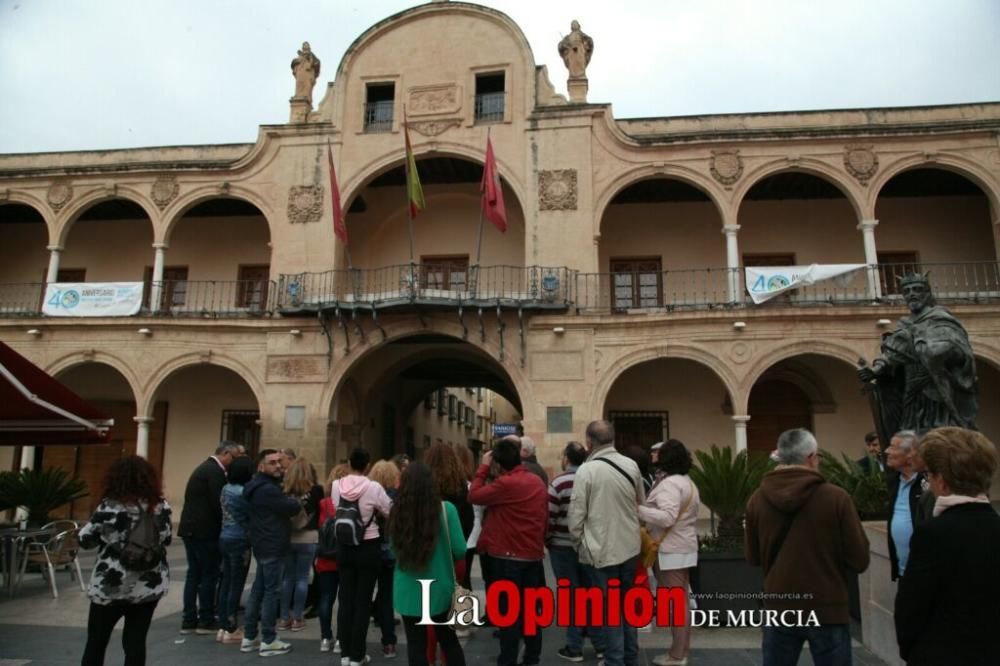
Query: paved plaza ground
[{"left": 0, "top": 543, "right": 888, "bottom": 665}]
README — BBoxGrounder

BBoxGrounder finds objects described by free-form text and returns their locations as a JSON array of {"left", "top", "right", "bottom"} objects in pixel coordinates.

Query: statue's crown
[{"left": 898, "top": 272, "right": 930, "bottom": 288}]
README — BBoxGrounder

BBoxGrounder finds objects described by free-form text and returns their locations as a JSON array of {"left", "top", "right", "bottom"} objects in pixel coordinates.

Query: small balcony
[
  {"left": 277, "top": 264, "right": 571, "bottom": 314},
  {"left": 364, "top": 100, "right": 394, "bottom": 133},
  {"left": 474, "top": 92, "right": 505, "bottom": 123}
]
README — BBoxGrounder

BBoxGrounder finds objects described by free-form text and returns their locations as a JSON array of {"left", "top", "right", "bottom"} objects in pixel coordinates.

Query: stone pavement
[{"left": 0, "top": 543, "right": 888, "bottom": 665}]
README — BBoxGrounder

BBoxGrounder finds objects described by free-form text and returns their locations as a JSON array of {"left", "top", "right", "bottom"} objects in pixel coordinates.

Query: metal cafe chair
[{"left": 17, "top": 521, "right": 85, "bottom": 598}]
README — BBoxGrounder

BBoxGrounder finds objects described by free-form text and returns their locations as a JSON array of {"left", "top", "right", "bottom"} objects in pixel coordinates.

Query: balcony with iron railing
[
  {"left": 474, "top": 92, "right": 505, "bottom": 123},
  {"left": 363, "top": 100, "right": 394, "bottom": 133},
  {"left": 1, "top": 262, "right": 998, "bottom": 319}
]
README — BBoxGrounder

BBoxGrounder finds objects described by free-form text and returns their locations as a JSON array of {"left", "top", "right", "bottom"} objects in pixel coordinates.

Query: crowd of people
[{"left": 73, "top": 419, "right": 997, "bottom": 666}]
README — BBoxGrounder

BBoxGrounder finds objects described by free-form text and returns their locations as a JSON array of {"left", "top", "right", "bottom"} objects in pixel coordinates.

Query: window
[
  {"left": 221, "top": 410, "right": 261, "bottom": 459},
  {"left": 421, "top": 255, "right": 469, "bottom": 291},
  {"left": 457, "top": 401, "right": 465, "bottom": 425},
  {"left": 364, "top": 83, "right": 395, "bottom": 133},
  {"left": 610, "top": 257, "right": 662, "bottom": 310},
  {"left": 877, "top": 251, "right": 920, "bottom": 295},
  {"left": 55, "top": 268, "right": 86, "bottom": 282},
  {"left": 448, "top": 394, "right": 458, "bottom": 421},
  {"left": 237, "top": 264, "right": 269, "bottom": 310},
  {"left": 437, "top": 388, "right": 448, "bottom": 415},
  {"left": 474, "top": 72, "right": 505, "bottom": 123},
  {"left": 143, "top": 265, "right": 189, "bottom": 310},
  {"left": 608, "top": 410, "right": 669, "bottom": 453}
]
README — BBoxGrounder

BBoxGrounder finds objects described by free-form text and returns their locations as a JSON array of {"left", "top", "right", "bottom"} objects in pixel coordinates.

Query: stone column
[
  {"left": 134, "top": 416, "right": 153, "bottom": 459},
  {"left": 19, "top": 445, "right": 35, "bottom": 471},
  {"left": 858, "top": 219, "right": 881, "bottom": 299},
  {"left": 150, "top": 243, "right": 167, "bottom": 312},
  {"left": 45, "top": 245, "right": 63, "bottom": 282},
  {"left": 722, "top": 224, "right": 741, "bottom": 303},
  {"left": 732, "top": 415, "right": 751, "bottom": 452}
]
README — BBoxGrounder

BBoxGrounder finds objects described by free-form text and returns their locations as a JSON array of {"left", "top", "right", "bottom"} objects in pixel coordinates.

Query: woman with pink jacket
[{"left": 638, "top": 439, "right": 701, "bottom": 666}]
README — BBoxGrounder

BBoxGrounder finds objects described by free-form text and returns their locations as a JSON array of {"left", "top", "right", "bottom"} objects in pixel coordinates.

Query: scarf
[{"left": 932, "top": 493, "right": 990, "bottom": 517}]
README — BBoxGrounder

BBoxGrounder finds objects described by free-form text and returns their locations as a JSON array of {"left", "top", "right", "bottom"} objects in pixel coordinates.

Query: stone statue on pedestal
[
  {"left": 858, "top": 273, "right": 978, "bottom": 440},
  {"left": 291, "top": 42, "right": 321, "bottom": 103},
  {"left": 558, "top": 20, "right": 593, "bottom": 103}
]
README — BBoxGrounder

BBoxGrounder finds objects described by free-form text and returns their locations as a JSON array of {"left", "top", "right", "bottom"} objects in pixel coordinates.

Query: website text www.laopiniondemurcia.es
[{"left": 415, "top": 578, "right": 820, "bottom": 633}]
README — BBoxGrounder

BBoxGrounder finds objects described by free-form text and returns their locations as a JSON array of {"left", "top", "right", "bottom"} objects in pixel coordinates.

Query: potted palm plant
[
  {"left": 0, "top": 468, "right": 88, "bottom": 526},
  {"left": 688, "top": 445, "right": 773, "bottom": 614}
]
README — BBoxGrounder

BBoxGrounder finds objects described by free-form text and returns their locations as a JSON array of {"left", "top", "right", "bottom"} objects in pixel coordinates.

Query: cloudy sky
[{"left": 1, "top": 0, "right": 998, "bottom": 154}]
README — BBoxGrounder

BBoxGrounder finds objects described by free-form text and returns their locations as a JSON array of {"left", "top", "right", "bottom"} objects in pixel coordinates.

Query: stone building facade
[{"left": 1, "top": 2, "right": 998, "bottom": 516}]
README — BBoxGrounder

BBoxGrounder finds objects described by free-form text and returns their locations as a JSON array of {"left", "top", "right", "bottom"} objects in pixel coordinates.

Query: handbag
[
  {"left": 640, "top": 478, "right": 695, "bottom": 569},
  {"left": 441, "top": 504, "right": 474, "bottom": 617}
]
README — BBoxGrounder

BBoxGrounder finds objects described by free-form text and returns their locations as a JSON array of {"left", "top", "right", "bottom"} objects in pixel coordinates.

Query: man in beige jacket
[{"left": 568, "top": 420, "right": 645, "bottom": 666}]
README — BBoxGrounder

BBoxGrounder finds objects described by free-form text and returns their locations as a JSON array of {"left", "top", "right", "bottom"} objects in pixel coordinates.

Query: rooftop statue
[
  {"left": 558, "top": 20, "right": 593, "bottom": 79},
  {"left": 858, "top": 273, "right": 978, "bottom": 441},
  {"left": 291, "top": 42, "right": 321, "bottom": 104}
]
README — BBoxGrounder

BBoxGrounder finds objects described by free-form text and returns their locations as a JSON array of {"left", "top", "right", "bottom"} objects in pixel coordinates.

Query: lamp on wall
[
  {"left": 137, "top": 328, "right": 152, "bottom": 336},
  {"left": 289, "top": 329, "right": 302, "bottom": 336},
  {"left": 876, "top": 319, "right": 892, "bottom": 327},
  {"left": 733, "top": 321, "right": 747, "bottom": 331},
  {"left": 552, "top": 326, "right": 566, "bottom": 335},
  {"left": 26, "top": 328, "right": 41, "bottom": 337}
]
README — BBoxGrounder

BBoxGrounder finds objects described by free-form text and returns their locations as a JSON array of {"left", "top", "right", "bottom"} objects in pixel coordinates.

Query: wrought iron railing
[
  {"left": 277, "top": 264, "right": 572, "bottom": 310},
  {"left": 474, "top": 92, "right": 505, "bottom": 122},
  {"left": 147, "top": 280, "right": 275, "bottom": 315},
  {"left": 0, "top": 283, "right": 45, "bottom": 316},
  {"left": 363, "top": 100, "right": 394, "bottom": 133}
]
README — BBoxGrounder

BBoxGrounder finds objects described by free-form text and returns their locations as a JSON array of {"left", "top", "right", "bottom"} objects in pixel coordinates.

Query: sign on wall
[
  {"left": 42, "top": 282, "right": 144, "bottom": 317},
  {"left": 745, "top": 264, "right": 865, "bottom": 304},
  {"left": 492, "top": 423, "right": 519, "bottom": 437}
]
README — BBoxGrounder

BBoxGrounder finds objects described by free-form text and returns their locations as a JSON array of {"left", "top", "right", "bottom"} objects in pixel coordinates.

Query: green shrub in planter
[
  {"left": 689, "top": 445, "right": 774, "bottom": 545},
  {"left": 1, "top": 468, "right": 88, "bottom": 525},
  {"left": 818, "top": 451, "right": 890, "bottom": 520}
]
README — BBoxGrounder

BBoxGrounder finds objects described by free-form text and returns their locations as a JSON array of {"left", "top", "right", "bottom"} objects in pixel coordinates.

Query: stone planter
[{"left": 691, "top": 550, "right": 764, "bottom": 617}]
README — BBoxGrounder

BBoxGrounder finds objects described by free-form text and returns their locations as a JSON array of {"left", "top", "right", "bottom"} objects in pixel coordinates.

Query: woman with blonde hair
[
  {"left": 278, "top": 457, "right": 323, "bottom": 631},
  {"left": 369, "top": 460, "right": 401, "bottom": 657}
]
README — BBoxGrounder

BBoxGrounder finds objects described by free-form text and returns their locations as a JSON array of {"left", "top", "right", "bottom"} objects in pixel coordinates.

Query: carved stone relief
[
  {"left": 710, "top": 150, "right": 743, "bottom": 187},
  {"left": 407, "top": 84, "right": 461, "bottom": 116},
  {"left": 728, "top": 341, "right": 752, "bottom": 365},
  {"left": 267, "top": 355, "right": 326, "bottom": 383},
  {"left": 287, "top": 185, "right": 323, "bottom": 224},
  {"left": 47, "top": 181, "right": 73, "bottom": 212},
  {"left": 538, "top": 169, "right": 578, "bottom": 211},
  {"left": 844, "top": 145, "right": 879, "bottom": 185},
  {"left": 408, "top": 119, "right": 462, "bottom": 137},
  {"left": 151, "top": 176, "right": 179, "bottom": 210}
]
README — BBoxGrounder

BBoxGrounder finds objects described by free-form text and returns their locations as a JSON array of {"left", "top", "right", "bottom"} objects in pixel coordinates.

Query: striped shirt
[{"left": 547, "top": 465, "right": 578, "bottom": 548}]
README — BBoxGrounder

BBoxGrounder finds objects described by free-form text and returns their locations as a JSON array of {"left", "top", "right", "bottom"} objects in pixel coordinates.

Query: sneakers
[
  {"left": 348, "top": 657, "right": 371, "bottom": 666},
  {"left": 340, "top": 658, "right": 350, "bottom": 666},
  {"left": 180, "top": 621, "right": 197, "bottom": 635},
  {"left": 215, "top": 629, "right": 225, "bottom": 642},
  {"left": 382, "top": 644, "right": 397, "bottom": 659},
  {"left": 290, "top": 619, "right": 306, "bottom": 632},
  {"left": 454, "top": 627, "right": 471, "bottom": 639},
  {"left": 651, "top": 655, "right": 688, "bottom": 666},
  {"left": 240, "top": 637, "right": 261, "bottom": 653},
  {"left": 195, "top": 621, "right": 218, "bottom": 635},
  {"left": 259, "top": 639, "right": 292, "bottom": 657},
  {"left": 275, "top": 619, "right": 292, "bottom": 631},
  {"left": 595, "top": 650, "right": 606, "bottom": 660},
  {"left": 333, "top": 640, "right": 341, "bottom": 654},
  {"left": 320, "top": 639, "right": 332, "bottom": 653},
  {"left": 221, "top": 628, "right": 244, "bottom": 644},
  {"left": 557, "top": 647, "right": 584, "bottom": 662}
]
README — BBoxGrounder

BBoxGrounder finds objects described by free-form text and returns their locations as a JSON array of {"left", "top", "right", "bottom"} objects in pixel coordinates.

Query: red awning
[{"left": 0, "top": 341, "right": 113, "bottom": 446}]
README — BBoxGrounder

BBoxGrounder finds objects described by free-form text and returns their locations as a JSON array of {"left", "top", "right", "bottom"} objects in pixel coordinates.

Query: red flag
[
  {"left": 327, "top": 143, "right": 348, "bottom": 245},
  {"left": 480, "top": 136, "right": 507, "bottom": 232}
]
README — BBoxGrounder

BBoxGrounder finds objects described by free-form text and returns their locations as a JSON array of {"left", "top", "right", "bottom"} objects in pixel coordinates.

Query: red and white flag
[
  {"left": 480, "top": 136, "right": 507, "bottom": 233},
  {"left": 327, "top": 142, "right": 348, "bottom": 245}
]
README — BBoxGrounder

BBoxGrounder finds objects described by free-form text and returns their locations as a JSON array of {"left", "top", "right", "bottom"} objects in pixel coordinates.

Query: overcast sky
[{"left": 1, "top": 0, "right": 998, "bottom": 154}]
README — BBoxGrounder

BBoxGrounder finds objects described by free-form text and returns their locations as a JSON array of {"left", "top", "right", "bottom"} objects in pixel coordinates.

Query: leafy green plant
[
  {"left": 689, "top": 445, "right": 774, "bottom": 545},
  {"left": 1, "top": 468, "right": 88, "bottom": 525},
  {"left": 819, "top": 452, "right": 890, "bottom": 520}
]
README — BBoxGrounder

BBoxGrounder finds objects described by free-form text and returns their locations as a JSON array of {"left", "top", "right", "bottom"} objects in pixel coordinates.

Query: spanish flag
[{"left": 403, "top": 111, "right": 425, "bottom": 218}]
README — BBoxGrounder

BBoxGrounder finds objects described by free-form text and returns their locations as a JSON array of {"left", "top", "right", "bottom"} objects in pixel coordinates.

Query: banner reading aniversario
[
  {"left": 745, "top": 264, "right": 865, "bottom": 304},
  {"left": 42, "top": 282, "right": 144, "bottom": 317}
]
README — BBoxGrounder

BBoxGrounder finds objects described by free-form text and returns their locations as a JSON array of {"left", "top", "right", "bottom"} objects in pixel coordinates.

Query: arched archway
[
  {"left": 59, "top": 199, "right": 155, "bottom": 283},
  {"left": 327, "top": 332, "right": 524, "bottom": 467},
  {"left": 598, "top": 177, "right": 725, "bottom": 309},
  {"left": 0, "top": 203, "right": 50, "bottom": 292}
]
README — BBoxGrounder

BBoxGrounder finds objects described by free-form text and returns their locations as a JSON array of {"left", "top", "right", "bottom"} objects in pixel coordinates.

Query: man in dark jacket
[
  {"left": 178, "top": 441, "right": 239, "bottom": 633},
  {"left": 857, "top": 431, "right": 884, "bottom": 474},
  {"left": 240, "top": 448, "right": 301, "bottom": 657},
  {"left": 745, "top": 429, "right": 870, "bottom": 666}
]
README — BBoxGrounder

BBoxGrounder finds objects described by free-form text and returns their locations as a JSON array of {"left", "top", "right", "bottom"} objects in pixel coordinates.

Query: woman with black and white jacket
[{"left": 80, "top": 455, "right": 172, "bottom": 666}]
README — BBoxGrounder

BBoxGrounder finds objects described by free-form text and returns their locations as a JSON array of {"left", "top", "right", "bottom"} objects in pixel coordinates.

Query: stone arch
[
  {"left": 593, "top": 165, "right": 731, "bottom": 241},
  {"left": 0, "top": 192, "right": 56, "bottom": 243},
  {"left": 45, "top": 351, "right": 142, "bottom": 407},
  {"left": 740, "top": 340, "right": 862, "bottom": 414},
  {"left": 867, "top": 153, "right": 1000, "bottom": 218},
  {"left": 321, "top": 315, "right": 535, "bottom": 428},
  {"left": 139, "top": 351, "right": 266, "bottom": 418},
  {"left": 340, "top": 143, "right": 528, "bottom": 219},
  {"left": 733, "top": 158, "right": 865, "bottom": 221},
  {"left": 590, "top": 345, "right": 740, "bottom": 422},
  {"left": 159, "top": 185, "right": 275, "bottom": 245},
  {"left": 55, "top": 187, "right": 159, "bottom": 247},
  {"left": 751, "top": 360, "right": 839, "bottom": 413}
]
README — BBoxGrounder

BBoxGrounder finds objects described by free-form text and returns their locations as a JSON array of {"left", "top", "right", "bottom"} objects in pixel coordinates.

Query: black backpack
[
  {"left": 317, "top": 499, "right": 338, "bottom": 559},
  {"left": 119, "top": 509, "right": 164, "bottom": 571},
  {"left": 332, "top": 496, "right": 374, "bottom": 548}
]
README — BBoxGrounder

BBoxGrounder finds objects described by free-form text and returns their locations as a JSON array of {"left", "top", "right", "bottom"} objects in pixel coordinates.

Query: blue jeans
[
  {"left": 490, "top": 556, "right": 545, "bottom": 666},
  {"left": 280, "top": 542, "right": 317, "bottom": 621},
  {"left": 217, "top": 538, "right": 250, "bottom": 631},
  {"left": 549, "top": 545, "right": 606, "bottom": 655},
  {"left": 317, "top": 570, "right": 340, "bottom": 641},
  {"left": 762, "top": 624, "right": 852, "bottom": 666},
  {"left": 244, "top": 556, "right": 283, "bottom": 644},
  {"left": 586, "top": 557, "right": 639, "bottom": 666},
  {"left": 182, "top": 537, "right": 221, "bottom": 625}
]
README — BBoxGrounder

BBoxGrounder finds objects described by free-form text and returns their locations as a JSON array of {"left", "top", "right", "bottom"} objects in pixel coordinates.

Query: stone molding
[
  {"left": 538, "top": 169, "right": 578, "bottom": 210},
  {"left": 151, "top": 176, "right": 179, "bottom": 210},
  {"left": 710, "top": 149, "right": 743, "bottom": 187},
  {"left": 408, "top": 119, "right": 462, "bottom": 137},
  {"left": 46, "top": 180, "right": 73, "bottom": 212},
  {"left": 844, "top": 144, "right": 879, "bottom": 185},
  {"left": 287, "top": 185, "right": 323, "bottom": 224},
  {"left": 407, "top": 84, "right": 461, "bottom": 116}
]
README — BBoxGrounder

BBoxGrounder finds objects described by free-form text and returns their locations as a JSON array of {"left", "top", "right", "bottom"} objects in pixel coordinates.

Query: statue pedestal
[
  {"left": 289, "top": 97, "right": 312, "bottom": 123},
  {"left": 567, "top": 77, "right": 588, "bottom": 104}
]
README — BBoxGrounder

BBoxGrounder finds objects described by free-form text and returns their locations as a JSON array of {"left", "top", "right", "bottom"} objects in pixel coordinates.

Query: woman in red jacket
[{"left": 315, "top": 464, "right": 348, "bottom": 654}]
